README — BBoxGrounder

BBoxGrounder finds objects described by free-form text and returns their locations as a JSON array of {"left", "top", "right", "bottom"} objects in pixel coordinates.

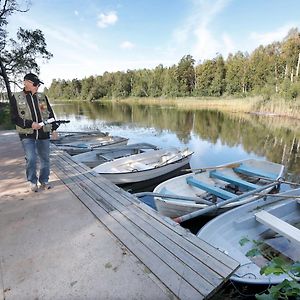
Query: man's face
[{"left": 24, "top": 80, "right": 40, "bottom": 94}]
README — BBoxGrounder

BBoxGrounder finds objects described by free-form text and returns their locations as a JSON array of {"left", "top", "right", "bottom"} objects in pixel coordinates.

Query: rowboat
[
  {"left": 51, "top": 130, "right": 108, "bottom": 143},
  {"left": 153, "top": 159, "right": 285, "bottom": 219},
  {"left": 197, "top": 188, "right": 300, "bottom": 285},
  {"left": 92, "top": 148, "right": 193, "bottom": 184},
  {"left": 52, "top": 131, "right": 128, "bottom": 155},
  {"left": 72, "top": 143, "right": 158, "bottom": 168}
]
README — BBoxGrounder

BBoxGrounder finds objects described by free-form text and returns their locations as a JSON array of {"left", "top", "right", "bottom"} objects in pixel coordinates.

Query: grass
[{"left": 107, "top": 96, "right": 300, "bottom": 119}]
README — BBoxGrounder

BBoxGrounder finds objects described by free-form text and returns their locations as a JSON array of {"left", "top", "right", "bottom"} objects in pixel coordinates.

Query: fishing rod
[{"left": 39, "top": 118, "right": 70, "bottom": 126}]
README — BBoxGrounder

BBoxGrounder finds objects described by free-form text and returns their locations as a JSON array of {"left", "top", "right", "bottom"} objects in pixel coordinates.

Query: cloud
[
  {"left": 249, "top": 23, "right": 298, "bottom": 45},
  {"left": 97, "top": 11, "right": 118, "bottom": 28},
  {"left": 74, "top": 10, "right": 79, "bottom": 16},
  {"left": 120, "top": 41, "right": 135, "bottom": 49},
  {"left": 172, "top": 0, "right": 232, "bottom": 60}
]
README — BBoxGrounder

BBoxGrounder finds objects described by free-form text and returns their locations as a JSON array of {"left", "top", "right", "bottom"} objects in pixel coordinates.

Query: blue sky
[{"left": 7, "top": 0, "right": 300, "bottom": 87}]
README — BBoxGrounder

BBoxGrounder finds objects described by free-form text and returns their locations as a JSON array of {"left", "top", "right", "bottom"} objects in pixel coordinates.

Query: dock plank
[{"left": 50, "top": 146, "right": 240, "bottom": 299}]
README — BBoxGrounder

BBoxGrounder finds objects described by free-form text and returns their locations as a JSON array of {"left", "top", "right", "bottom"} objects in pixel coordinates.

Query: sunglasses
[{"left": 27, "top": 80, "right": 41, "bottom": 87}]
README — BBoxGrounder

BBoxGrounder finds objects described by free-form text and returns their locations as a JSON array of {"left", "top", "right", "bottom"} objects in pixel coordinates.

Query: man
[{"left": 10, "top": 73, "right": 59, "bottom": 192}]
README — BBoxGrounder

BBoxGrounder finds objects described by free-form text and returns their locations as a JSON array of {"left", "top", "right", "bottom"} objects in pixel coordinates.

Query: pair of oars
[{"left": 182, "top": 162, "right": 242, "bottom": 174}]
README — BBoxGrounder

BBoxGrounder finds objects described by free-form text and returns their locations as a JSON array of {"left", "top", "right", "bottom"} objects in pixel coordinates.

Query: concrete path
[{"left": 0, "top": 131, "right": 174, "bottom": 300}]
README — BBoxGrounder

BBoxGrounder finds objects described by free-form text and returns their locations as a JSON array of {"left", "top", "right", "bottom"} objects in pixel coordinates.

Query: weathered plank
[{"left": 255, "top": 210, "right": 300, "bottom": 245}]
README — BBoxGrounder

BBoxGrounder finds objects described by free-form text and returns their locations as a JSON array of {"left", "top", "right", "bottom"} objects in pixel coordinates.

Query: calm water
[
  {"left": 53, "top": 100, "right": 300, "bottom": 182},
  {"left": 53, "top": 100, "right": 300, "bottom": 299}
]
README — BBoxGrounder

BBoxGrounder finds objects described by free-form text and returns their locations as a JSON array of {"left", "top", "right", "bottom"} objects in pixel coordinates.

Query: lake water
[{"left": 53, "top": 100, "right": 300, "bottom": 182}]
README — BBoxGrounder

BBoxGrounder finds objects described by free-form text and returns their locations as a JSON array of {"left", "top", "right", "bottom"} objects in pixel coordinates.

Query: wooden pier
[{"left": 51, "top": 146, "right": 240, "bottom": 299}]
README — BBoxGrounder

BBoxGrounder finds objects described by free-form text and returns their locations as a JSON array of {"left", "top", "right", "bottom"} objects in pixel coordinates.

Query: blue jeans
[{"left": 21, "top": 138, "right": 50, "bottom": 184}]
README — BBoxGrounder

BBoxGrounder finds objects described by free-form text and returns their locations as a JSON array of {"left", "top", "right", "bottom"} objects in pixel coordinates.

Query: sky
[{"left": 7, "top": 0, "right": 300, "bottom": 87}]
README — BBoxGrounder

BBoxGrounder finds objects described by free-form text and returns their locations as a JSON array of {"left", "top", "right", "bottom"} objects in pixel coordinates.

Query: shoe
[
  {"left": 40, "top": 182, "right": 52, "bottom": 190},
  {"left": 30, "top": 182, "right": 38, "bottom": 192}
]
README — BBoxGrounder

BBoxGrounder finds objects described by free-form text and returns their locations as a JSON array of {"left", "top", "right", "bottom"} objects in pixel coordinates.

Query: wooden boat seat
[
  {"left": 233, "top": 164, "right": 277, "bottom": 179},
  {"left": 186, "top": 176, "right": 235, "bottom": 200},
  {"left": 255, "top": 210, "right": 300, "bottom": 245},
  {"left": 209, "top": 170, "right": 259, "bottom": 190}
]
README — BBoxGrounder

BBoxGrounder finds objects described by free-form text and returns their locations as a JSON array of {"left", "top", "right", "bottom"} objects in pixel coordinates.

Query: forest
[{"left": 46, "top": 28, "right": 300, "bottom": 102}]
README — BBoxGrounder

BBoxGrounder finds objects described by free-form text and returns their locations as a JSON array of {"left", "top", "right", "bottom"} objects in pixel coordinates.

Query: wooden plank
[
  {"left": 52, "top": 150, "right": 133, "bottom": 210},
  {"left": 209, "top": 170, "right": 258, "bottom": 190},
  {"left": 122, "top": 208, "right": 223, "bottom": 287},
  {"left": 54, "top": 149, "right": 135, "bottom": 205},
  {"left": 255, "top": 210, "right": 300, "bottom": 245},
  {"left": 186, "top": 176, "right": 235, "bottom": 199},
  {"left": 111, "top": 210, "right": 214, "bottom": 296},
  {"left": 233, "top": 165, "right": 277, "bottom": 179},
  {"left": 53, "top": 154, "right": 120, "bottom": 212},
  {"left": 122, "top": 195, "right": 239, "bottom": 272},
  {"left": 126, "top": 203, "right": 236, "bottom": 276},
  {"left": 101, "top": 212, "right": 203, "bottom": 300}
]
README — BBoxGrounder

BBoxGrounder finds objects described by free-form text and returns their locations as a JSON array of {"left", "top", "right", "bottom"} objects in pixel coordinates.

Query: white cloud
[
  {"left": 172, "top": 0, "right": 232, "bottom": 61},
  {"left": 249, "top": 23, "right": 297, "bottom": 45},
  {"left": 97, "top": 11, "right": 118, "bottom": 28},
  {"left": 120, "top": 41, "right": 135, "bottom": 49},
  {"left": 74, "top": 10, "right": 79, "bottom": 16}
]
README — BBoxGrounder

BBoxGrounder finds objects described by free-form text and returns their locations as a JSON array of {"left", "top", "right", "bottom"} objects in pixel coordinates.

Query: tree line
[{"left": 46, "top": 28, "right": 300, "bottom": 101}]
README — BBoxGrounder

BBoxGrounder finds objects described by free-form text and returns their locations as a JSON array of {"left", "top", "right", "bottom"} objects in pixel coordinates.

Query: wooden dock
[{"left": 51, "top": 146, "right": 240, "bottom": 299}]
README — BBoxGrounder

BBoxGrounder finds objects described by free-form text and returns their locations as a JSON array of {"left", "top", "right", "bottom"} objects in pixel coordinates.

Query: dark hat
[{"left": 24, "top": 73, "right": 44, "bottom": 85}]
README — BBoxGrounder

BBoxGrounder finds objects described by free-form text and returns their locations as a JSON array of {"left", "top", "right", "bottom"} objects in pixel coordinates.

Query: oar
[
  {"left": 134, "top": 191, "right": 213, "bottom": 205},
  {"left": 173, "top": 181, "right": 279, "bottom": 223},
  {"left": 183, "top": 162, "right": 241, "bottom": 174}
]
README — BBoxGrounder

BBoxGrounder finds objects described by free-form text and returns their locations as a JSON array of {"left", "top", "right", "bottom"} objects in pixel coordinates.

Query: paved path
[{"left": 0, "top": 131, "right": 174, "bottom": 300}]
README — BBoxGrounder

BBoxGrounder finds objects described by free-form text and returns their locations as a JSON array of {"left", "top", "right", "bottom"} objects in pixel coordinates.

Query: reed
[{"left": 111, "top": 96, "right": 300, "bottom": 119}]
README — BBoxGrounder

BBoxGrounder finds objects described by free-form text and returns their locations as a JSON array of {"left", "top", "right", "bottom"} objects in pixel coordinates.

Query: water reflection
[{"left": 53, "top": 101, "right": 300, "bottom": 182}]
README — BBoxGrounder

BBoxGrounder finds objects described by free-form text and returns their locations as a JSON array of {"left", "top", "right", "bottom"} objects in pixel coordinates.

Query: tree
[
  {"left": 225, "top": 51, "right": 250, "bottom": 94},
  {"left": 176, "top": 55, "right": 195, "bottom": 96},
  {"left": 0, "top": 0, "right": 52, "bottom": 101}
]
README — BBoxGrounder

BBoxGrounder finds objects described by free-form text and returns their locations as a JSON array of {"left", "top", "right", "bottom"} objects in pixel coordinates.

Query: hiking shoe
[
  {"left": 30, "top": 183, "right": 38, "bottom": 192},
  {"left": 40, "top": 182, "right": 52, "bottom": 190}
]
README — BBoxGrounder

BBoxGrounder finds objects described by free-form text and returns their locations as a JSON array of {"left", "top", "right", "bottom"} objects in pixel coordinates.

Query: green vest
[{"left": 14, "top": 92, "right": 52, "bottom": 134}]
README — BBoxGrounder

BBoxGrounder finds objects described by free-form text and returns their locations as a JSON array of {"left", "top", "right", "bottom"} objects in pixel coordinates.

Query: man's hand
[{"left": 31, "top": 122, "right": 42, "bottom": 130}]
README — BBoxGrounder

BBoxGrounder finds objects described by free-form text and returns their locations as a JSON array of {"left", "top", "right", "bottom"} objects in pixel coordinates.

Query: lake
[{"left": 53, "top": 100, "right": 300, "bottom": 182}]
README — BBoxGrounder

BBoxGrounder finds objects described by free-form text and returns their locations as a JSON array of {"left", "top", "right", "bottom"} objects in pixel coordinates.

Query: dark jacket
[{"left": 10, "top": 90, "right": 59, "bottom": 140}]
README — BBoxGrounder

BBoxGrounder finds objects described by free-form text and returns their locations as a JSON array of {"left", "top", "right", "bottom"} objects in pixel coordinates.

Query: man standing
[{"left": 10, "top": 73, "right": 59, "bottom": 192}]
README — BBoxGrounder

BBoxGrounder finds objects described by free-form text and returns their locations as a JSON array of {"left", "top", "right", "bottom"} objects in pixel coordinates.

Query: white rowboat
[
  {"left": 92, "top": 148, "right": 193, "bottom": 184},
  {"left": 153, "top": 159, "right": 285, "bottom": 218}
]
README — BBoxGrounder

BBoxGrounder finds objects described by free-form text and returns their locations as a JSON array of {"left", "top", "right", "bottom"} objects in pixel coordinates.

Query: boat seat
[
  {"left": 209, "top": 170, "right": 259, "bottom": 190},
  {"left": 233, "top": 164, "right": 277, "bottom": 179},
  {"left": 255, "top": 210, "right": 300, "bottom": 245},
  {"left": 130, "top": 161, "right": 149, "bottom": 171},
  {"left": 186, "top": 176, "right": 235, "bottom": 200}
]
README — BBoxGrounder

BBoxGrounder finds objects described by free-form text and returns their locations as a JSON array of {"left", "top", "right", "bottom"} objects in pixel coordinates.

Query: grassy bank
[{"left": 109, "top": 96, "right": 300, "bottom": 119}]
